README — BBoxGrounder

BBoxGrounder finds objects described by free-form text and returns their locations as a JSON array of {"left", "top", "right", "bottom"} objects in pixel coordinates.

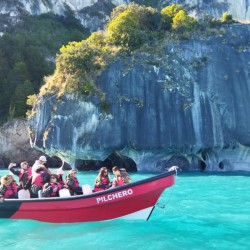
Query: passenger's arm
[{"left": 0, "top": 185, "right": 7, "bottom": 196}]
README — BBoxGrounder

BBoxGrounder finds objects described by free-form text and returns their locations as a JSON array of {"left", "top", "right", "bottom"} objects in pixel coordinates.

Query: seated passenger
[
  {"left": 42, "top": 174, "right": 64, "bottom": 197},
  {"left": 66, "top": 170, "right": 83, "bottom": 195},
  {"left": 120, "top": 168, "right": 132, "bottom": 184},
  {"left": 0, "top": 175, "right": 18, "bottom": 199},
  {"left": 112, "top": 166, "right": 125, "bottom": 187},
  {"left": 8, "top": 161, "right": 32, "bottom": 189},
  {"left": 25, "top": 165, "right": 51, "bottom": 198},
  {"left": 94, "top": 167, "right": 111, "bottom": 192}
]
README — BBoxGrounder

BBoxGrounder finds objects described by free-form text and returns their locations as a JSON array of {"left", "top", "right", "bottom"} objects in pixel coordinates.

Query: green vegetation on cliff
[
  {"left": 0, "top": 3, "right": 235, "bottom": 123},
  {"left": 36, "top": 3, "right": 200, "bottom": 101}
]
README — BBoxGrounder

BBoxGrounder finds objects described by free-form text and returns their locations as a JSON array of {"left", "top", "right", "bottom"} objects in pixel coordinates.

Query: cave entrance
[{"left": 75, "top": 151, "right": 137, "bottom": 172}]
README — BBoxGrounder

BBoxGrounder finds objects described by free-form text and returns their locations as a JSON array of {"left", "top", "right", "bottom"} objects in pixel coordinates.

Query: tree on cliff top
[
  {"left": 221, "top": 12, "right": 234, "bottom": 23},
  {"left": 106, "top": 3, "right": 159, "bottom": 49},
  {"left": 106, "top": 10, "right": 142, "bottom": 49},
  {"left": 161, "top": 4, "right": 184, "bottom": 30},
  {"left": 172, "top": 10, "right": 197, "bottom": 32}
]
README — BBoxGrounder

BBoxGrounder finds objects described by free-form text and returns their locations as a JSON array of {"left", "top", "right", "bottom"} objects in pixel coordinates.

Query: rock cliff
[
  {"left": 28, "top": 23, "right": 250, "bottom": 171},
  {"left": 0, "top": 119, "right": 40, "bottom": 166}
]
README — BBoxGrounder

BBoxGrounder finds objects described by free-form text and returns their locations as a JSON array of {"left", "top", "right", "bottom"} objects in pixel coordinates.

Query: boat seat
[
  {"left": 82, "top": 184, "right": 92, "bottom": 195},
  {"left": 59, "top": 189, "right": 71, "bottom": 197},
  {"left": 38, "top": 190, "right": 43, "bottom": 198},
  {"left": 18, "top": 189, "right": 30, "bottom": 199}
]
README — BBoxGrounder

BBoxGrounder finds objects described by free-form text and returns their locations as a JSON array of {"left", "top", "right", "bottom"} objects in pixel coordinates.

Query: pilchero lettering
[{"left": 96, "top": 189, "right": 133, "bottom": 204}]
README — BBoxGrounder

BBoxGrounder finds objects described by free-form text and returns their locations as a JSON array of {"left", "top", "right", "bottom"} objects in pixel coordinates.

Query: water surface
[{"left": 0, "top": 170, "right": 249, "bottom": 250}]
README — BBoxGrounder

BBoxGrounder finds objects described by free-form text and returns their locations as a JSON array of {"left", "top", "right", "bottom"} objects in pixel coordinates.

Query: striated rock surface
[
  {"left": 157, "top": 0, "right": 250, "bottom": 22},
  {"left": 28, "top": 24, "right": 250, "bottom": 171},
  {"left": 0, "top": 119, "right": 41, "bottom": 167},
  {"left": 0, "top": 119, "right": 73, "bottom": 169},
  {"left": 0, "top": 1, "right": 249, "bottom": 32}
]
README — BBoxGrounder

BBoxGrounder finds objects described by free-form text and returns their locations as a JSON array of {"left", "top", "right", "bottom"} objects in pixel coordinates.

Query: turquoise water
[{"left": 0, "top": 170, "right": 249, "bottom": 250}]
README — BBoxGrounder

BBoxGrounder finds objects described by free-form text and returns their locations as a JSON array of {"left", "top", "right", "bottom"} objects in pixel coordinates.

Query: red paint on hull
[{"left": 7, "top": 171, "right": 175, "bottom": 223}]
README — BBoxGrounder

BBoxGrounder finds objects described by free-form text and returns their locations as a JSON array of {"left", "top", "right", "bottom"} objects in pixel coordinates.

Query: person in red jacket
[
  {"left": 112, "top": 166, "right": 125, "bottom": 187},
  {"left": 0, "top": 174, "right": 18, "bottom": 199},
  {"left": 94, "top": 167, "right": 111, "bottom": 192},
  {"left": 8, "top": 161, "right": 32, "bottom": 190},
  {"left": 66, "top": 170, "right": 83, "bottom": 195},
  {"left": 25, "top": 164, "right": 51, "bottom": 198},
  {"left": 42, "top": 174, "right": 64, "bottom": 197},
  {"left": 120, "top": 168, "right": 132, "bottom": 184}
]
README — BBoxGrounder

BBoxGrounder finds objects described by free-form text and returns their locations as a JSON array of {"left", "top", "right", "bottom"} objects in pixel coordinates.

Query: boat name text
[{"left": 96, "top": 189, "right": 133, "bottom": 204}]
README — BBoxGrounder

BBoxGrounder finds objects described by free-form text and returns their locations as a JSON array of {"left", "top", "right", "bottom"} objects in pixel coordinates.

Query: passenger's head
[
  {"left": 20, "top": 161, "right": 28, "bottom": 170},
  {"left": 39, "top": 155, "right": 47, "bottom": 164},
  {"left": 120, "top": 168, "right": 126, "bottom": 173},
  {"left": 112, "top": 166, "right": 121, "bottom": 176},
  {"left": 50, "top": 174, "right": 58, "bottom": 183},
  {"left": 1, "top": 174, "right": 14, "bottom": 185},
  {"left": 100, "top": 167, "right": 108, "bottom": 176},
  {"left": 68, "top": 169, "right": 78, "bottom": 177}
]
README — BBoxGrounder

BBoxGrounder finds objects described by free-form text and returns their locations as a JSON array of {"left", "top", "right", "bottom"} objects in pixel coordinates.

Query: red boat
[{"left": 0, "top": 171, "right": 175, "bottom": 223}]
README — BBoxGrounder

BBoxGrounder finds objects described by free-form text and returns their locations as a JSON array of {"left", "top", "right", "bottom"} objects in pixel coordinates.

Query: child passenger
[{"left": 93, "top": 167, "right": 111, "bottom": 192}]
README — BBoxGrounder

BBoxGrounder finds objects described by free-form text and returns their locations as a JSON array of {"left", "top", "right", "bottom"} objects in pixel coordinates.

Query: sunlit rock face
[
  {"left": 159, "top": 0, "right": 250, "bottom": 22},
  {"left": 29, "top": 24, "right": 250, "bottom": 171},
  {"left": 0, "top": 0, "right": 249, "bottom": 32},
  {"left": 0, "top": 0, "right": 127, "bottom": 31},
  {"left": 0, "top": 119, "right": 41, "bottom": 167}
]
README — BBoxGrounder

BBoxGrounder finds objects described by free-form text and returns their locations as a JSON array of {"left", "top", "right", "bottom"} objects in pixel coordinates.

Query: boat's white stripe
[{"left": 118, "top": 206, "right": 155, "bottom": 221}]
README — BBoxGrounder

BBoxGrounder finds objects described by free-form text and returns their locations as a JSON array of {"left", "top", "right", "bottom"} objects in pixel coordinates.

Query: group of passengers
[
  {"left": 93, "top": 166, "right": 131, "bottom": 192},
  {"left": 0, "top": 156, "right": 132, "bottom": 199}
]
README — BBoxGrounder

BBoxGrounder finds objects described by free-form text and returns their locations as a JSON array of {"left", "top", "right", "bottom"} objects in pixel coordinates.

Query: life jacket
[
  {"left": 58, "top": 175, "right": 65, "bottom": 185},
  {"left": 3, "top": 182, "right": 18, "bottom": 198},
  {"left": 19, "top": 170, "right": 31, "bottom": 182},
  {"left": 18, "top": 171, "right": 30, "bottom": 189},
  {"left": 101, "top": 177, "right": 110, "bottom": 185},
  {"left": 120, "top": 172, "right": 132, "bottom": 184},
  {"left": 72, "top": 177, "right": 80, "bottom": 188},
  {"left": 32, "top": 171, "right": 46, "bottom": 187},
  {"left": 27, "top": 167, "right": 32, "bottom": 176},
  {"left": 66, "top": 176, "right": 81, "bottom": 194},
  {"left": 94, "top": 177, "right": 110, "bottom": 192},
  {"left": 48, "top": 182, "right": 62, "bottom": 197},
  {"left": 113, "top": 176, "right": 125, "bottom": 187}
]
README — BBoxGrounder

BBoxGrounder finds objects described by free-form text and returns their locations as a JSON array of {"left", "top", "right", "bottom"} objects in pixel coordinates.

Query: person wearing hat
[
  {"left": 25, "top": 163, "right": 51, "bottom": 198},
  {"left": 32, "top": 155, "right": 52, "bottom": 175}
]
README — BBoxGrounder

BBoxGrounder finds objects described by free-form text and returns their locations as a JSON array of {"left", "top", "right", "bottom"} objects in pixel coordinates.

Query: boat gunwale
[{"left": 3, "top": 170, "right": 176, "bottom": 203}]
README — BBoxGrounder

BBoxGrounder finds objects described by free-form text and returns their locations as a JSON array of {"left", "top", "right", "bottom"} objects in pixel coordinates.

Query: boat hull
[{"left": 0, "top": 171, "right": 175, "bottom": 223}]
